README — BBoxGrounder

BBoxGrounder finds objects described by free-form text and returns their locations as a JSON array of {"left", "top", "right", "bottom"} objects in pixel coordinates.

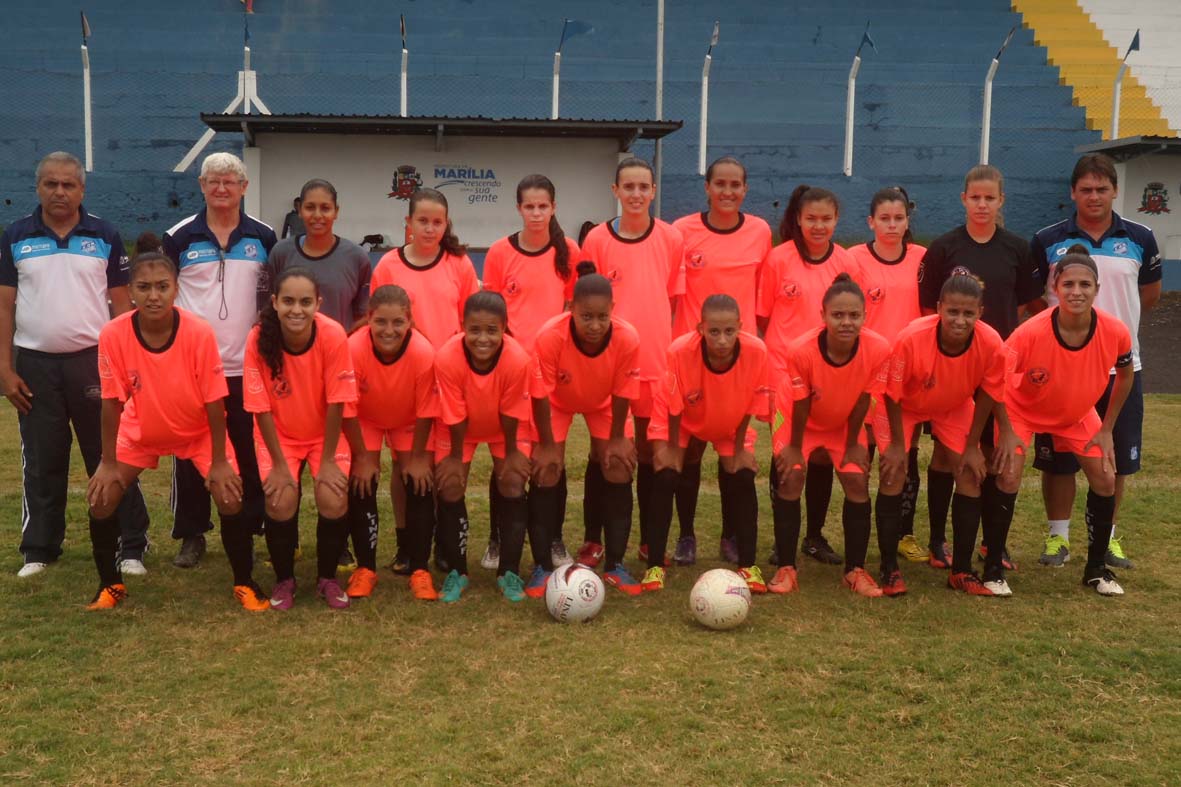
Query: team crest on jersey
[
  {"left": 274, "top": 375, "right": 291, "bottom": 398},
  {"left": 606, "top": 268, "right": 623, "bottom": 283},
  {"left": 923, "top": 375, "right": 936, "bottom": 390},
  {"left": 867, "top": 287, "right": 884, "bottom": 305},
  {"left": 358, "top": 376, "right": 370, "bottom": 395},
  {"left": 557, "top": 369, "right": 572, "bottom": 385},
  {"left": 389, "top": 165, "right": 423, "bottom": 200},
  {"left": 127, "top": 370, "right": 142, "bottom": 393},
  {"left": 1138, "top": 182, "right": 1170, "bottom": 215},
  {"left": 244, "top": 243, "right": 259, "bottom": 259},
  {"left": 951, "top": 265, "right": 972, "bottom": 278},
  {"left": 687, "top": 252, "right": 706, "bottom": 270},
  {"left": 781, "top": 280, "right": 801, "bottom": 299},
  {"left": 1113, "top": 241, "right": 1128, "bottom": 255},
  {"left": 1027, "top": 367, "right": 1050, "bottom": 386},
  {"left": 80, "top": 239, "right": 97, "bottom": 254},
  {"left": 504, "top": 277, "right": 520, "bottom": 296},
  {"left": 626, "top": 368, "right": 642, "bottom": 379},
  {"left": 685, "top": 389, "right": 704, "bottom": 406}
]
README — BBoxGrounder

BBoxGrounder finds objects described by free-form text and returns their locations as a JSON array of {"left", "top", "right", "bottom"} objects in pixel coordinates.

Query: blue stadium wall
[{"left": 0, "top": 0, "right": 1099, "bottom": 248}]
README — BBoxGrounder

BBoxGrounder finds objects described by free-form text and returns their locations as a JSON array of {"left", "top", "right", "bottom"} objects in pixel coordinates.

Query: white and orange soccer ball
[
  {"left": 689, "top": 569, "right": 752, "bottom": 630},
  {"left": 545, "top": 564, "right": 606, "bottom": 623}
]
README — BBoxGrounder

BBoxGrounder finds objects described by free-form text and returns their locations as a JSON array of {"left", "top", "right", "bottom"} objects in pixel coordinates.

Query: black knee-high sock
[
  {"left": 727, "top": 468, "right": 759, "bottom": 567},
  {"left": 554, "top": 469, "right": 568, "bottom": 544},
  {"left": 717, "top": 467, "right": 735, "bottom": 544},
  {"left": 219, "top": 511, "right": 254, "bottom": 585},
  {"left": 647, "top": 468, "right": 679, "bottom": 570},
  {"left": 404, "top": 481, "right": 435, "bottom": 572},
  {"left": 804, "top": 460, "right": 834, "bottom": 539},
  {"left": 603, "top": 480, "right": 634, "bottom": 570},
  {"left": 89, "top": 513, "right": 122, "bottom": 587},
  {"left": 927, "top": 468, "right": 955, "bottom": 548},
  {"left": 676, "top": 462, "right": 702, "bottom": 539},
  {"left": 583, "top": 461, "right": 606, "bottom": 543},
  {"left": 950, "top": 493, "right": 982, "bottom": 573},
  {"left": 487, "top": 473, "right": 501, "bottom": 544},
  {"left": 843, "top": 499, "right": 872, "bottom": 572},
  {"left": 528, "top": 482, "right": 561, "bottom": 571},
  {"left": 636, "top": 462, "right": 655, "bottom": 547},
  {"left": 497, "top": 493, "right": 528, "bottom": 577},
  {"left": 436, "top": 497, "right": 470, "bottom": 575},
  {"left": 899, "top": 447, "right": 921, "bottom": 537},
  {"left": 875, "top": 492, "right": 902, "bottom": 574},
  {"left": 348, "top": 489, "right": 380, "bottom": 571},
  {"left": 773, "top": 496, "right": 801, "bottom": 567},
  {"left": 316, "top": 514, "right": 349, "bottom": 580},
  {"left": 980, "top": 475, "right": 1016, "bottom": 577},
  {"left": 1084, "top": 489, "right": 1116, "bottom": 572},
  {"left": 263, "top": 513, "right": 298, "bottom": 583}
]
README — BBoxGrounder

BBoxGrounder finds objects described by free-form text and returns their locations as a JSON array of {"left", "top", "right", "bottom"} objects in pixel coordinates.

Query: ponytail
[
  {"left": 516, "top": 174, "right": 569, "bottom": 281},
  {"left": 409, "top": 188, "right": 468, "bottom": 256}
]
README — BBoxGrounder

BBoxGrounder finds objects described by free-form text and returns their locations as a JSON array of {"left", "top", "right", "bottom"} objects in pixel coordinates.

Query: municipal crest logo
[
  {"left": 1138, "top": 182, "right": 1170, "bottom": 215},
  {"left": 389, "top": 165, "right": 423, "bottom": 200},
  {"left": 687, "top": 252, "right": 706, "bottom": 270}
]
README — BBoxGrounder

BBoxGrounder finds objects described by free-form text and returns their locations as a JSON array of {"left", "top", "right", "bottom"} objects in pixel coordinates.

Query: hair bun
[
  {"left": 575, "top": 260, "right": 598, "bottom": 278},
  {"left": 1066, "top": 243, "right": 1091, "bottom": 256},
  {"left": 832, "top": 271, "right": 853, "bottom": 284},
  {"left": 135, "top": 231, "right": 162, "bottom": 254}
]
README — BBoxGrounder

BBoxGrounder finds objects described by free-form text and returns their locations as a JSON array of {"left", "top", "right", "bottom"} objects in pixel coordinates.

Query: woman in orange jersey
[
  {"left": 994, "top": 248, "right": 1133, "bottom": 597},
  {"left": 769, "top": 273, "right": 890, "bottom": 597},
  {"left": 848, "top": 187, "right": 929, "bottom": 567},
  {"left": 529, "top": 262, "right": 642, "bottom": 596},
  {"left": 244, "top": 268, "right": 362, "bottom": 611},
  {"left": 370, "top": 187, "right": 478, "bottom": 573},
  {"left": 433, "top": 291, "right": 533, "bottom": 603},
  {"left": 86, "top": 250, "right": 254, "bottom": 610},
  {"left": 345, "top": 285, "right": 440, "bottom": 601},
  {"left": 874, "top": 274, "right": 1008, "bottom": 597},
  {"left": 483, "top": 174, "right": 581, "bottom": 570},
  {"left": 759, "top": 185, "right": 861, "bottom": 569},
  {"left": 646, "top": 295, "right": 773, "bottom": 594},
  {"left": 670, "top": 155, "right": 772, "bottom": 567},
  {"left": 580, "top": 157, "right": 684, "bottom": 569}
]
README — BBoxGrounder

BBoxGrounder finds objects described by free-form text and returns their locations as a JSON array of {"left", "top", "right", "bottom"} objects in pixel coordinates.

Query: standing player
[
  {"left": 267, "top": 177, "right": 371, "bottom": 567},
  {"left": 433, "top": 291, "right": 533, "bottom": 603},
  {"left": 579, "top": 158, "right": 684, "bottom": 569},
  {"left": 346, "top": 285, "right": 440, "bottom": 600},
  {"left": 848, "top": 187, "right": 926, "bottom": 565},
  {"left": 874, "top": 274, "right": 1008, "bottom": 596},
  {"left": 86, "top": 251, "right": 258, "bottom": 609},
  {"left": 243, "top": 268, "right": 361, "bottom": 610},
  {"left": 670, "top": 156, "right": 772, "bottom": 566},
  {"left": 483, "top": 174, "right": 581, "bottom": 570},
  {"left": 1030, "top": 154, "right": 1160, "bottom": 570},
  {"left": 758, "top": 185, "right": 860, "bottom": 568},
  {"left": 994, "top": 249, "right": 1133, "bottom": 596},
  {"left": 530, "top": 263, "right": 642, "bottom": 596},
  {"left": 646, "top": 295, "right": 772, "bottom": 593},
  {"left": 164, "top": 152, "right": 276, "bottom": 570},
  {"left": 370, "top": 187, "right": 479, "bottom": 572},
  {"left": 917, "top": 165, "right": 1044, "bottom": 570},
  {"left": 768, "top": 274, "right": 890, "bottom": 596}
]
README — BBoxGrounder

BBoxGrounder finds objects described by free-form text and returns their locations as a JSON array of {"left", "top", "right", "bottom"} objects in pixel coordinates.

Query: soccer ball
[
  {"left": 545, "top": 564, "right": 606, "bottom": 623},
  {"left": 689, "top": 569, "right": 752, "bottom": 630}
]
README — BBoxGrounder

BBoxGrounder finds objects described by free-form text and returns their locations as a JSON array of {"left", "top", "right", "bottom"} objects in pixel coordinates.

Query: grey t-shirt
[{"left": 266, "top": 235, "right": 371, "bottom": 328}]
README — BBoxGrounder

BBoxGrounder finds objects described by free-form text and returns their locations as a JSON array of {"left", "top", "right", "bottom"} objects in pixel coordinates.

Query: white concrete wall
[{"left": 249, "top": 133, "right": 623, "bottom": 249}]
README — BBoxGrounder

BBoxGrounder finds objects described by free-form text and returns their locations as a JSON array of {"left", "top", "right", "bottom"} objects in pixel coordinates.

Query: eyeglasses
[{"left": 201, "top": 177, "right": 244, "bottom": 189}]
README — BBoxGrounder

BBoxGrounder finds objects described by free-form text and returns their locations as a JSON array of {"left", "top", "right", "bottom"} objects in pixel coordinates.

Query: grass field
[{"left": 2, "top": 399, "right": 1181, "bottom": 785}]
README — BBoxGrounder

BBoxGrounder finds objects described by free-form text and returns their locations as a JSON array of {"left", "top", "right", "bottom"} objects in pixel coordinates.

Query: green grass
[{"left": 2, "top": 399, "right": 1181, "bottom": 785}]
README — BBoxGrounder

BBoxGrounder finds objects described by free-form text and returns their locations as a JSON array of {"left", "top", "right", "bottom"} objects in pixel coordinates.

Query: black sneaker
[
  {"left": 389, "top": 550, "right": 412, "bottom": 576},
  {"left": 173, "top": 535, "right": 206, "bottom": 569},
  {"left": 338, "top": 546, "right": 356, "bottom": 568},
  {"left": 801, "top": 535, "right": 841, "bottom": 565}
]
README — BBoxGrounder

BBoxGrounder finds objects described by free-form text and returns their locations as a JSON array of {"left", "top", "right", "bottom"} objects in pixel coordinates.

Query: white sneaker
[
  {"left": 1085, "top": 568, "right": 1125, "bottom": 596},
  {"left": 480, "top": 541, "right": 500, "bottom": 570},
  {"left": 17, "top": 561, "right": 47, "bottom": 578},
  {"left": 551, "top": 540, "right": 573, "bottom": 568},
  {"left": 983, "top": 577, "right": 1013, "bottom": 597},
  {"left": 119, "top": 558, "right": 148, "bottom": 576}
]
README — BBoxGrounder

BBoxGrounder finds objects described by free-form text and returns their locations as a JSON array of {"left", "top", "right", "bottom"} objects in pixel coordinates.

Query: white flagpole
[
  {"left": 843, "top": 55, "right": 861, "bottom": 177},
  {"left": 1111, "top": 62, "right": 1126, "bottom": 140},
  {"left": 400, "top": 48, "right": 408, "bottom": 117},
  {"left": 552, "top": 51, "right": 561, "bottom": 120},
  {"left": 654, "top": 0, "right": 665, "bottom": 216},
  {"left": 980, "top": 26, "right": 1015, "bottom": 165},
  {"left": 81, "top": 43, "right": 93, "bottom": 172},
  {"left": 698, "top": 22, "right": 719, "bottom": 176}
]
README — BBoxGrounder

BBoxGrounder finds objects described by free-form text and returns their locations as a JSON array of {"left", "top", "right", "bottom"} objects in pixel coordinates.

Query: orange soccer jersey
[
  {"left": 531, "top": 312, "right": 642, "bottom": 414},
  {"left": 757, "top": 241, "right": 861, "bottom": 375},
  {"left": 580, "top": 219, "right": 684, "bottom": 382},
  {"left": 884, "top": 314, "right": 1005, "bottom": 417},
  {"left": 435, "top": 332, "right": 532, "bottom": 445},
  {"left": 369, "top": 247, "right": 480, "bottom": 349},
  {"left": 243, "top": 313, "right": 359, "bottom": 443},
  {"left": 848, "top": 242, "right": 925, "bottom": 343},
  {"left": 349, "top": 325, "right": 439, "bottom": 433},
  {"left": 97, "top": 308, "right": 228, "bottom": 448},
  {"left": 781, "top": 327, "right": 890, "bottom": 432},
  {"left": 1003, "top": 307, "right": 1132, "bottom": 433},
  {"left": 482, "top": 234, "right": 581, "bottom": 353},
  {"left": 658, "top": 331, "right": 773, "bottom": 443},
  {"left": 671, "top": 212, "right": 772, "bottom": 337}
]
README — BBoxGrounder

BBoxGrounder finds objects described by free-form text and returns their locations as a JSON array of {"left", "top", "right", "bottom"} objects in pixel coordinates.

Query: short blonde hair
[{"left": 200, "top": 152, "right": 247, "bottom": 181}]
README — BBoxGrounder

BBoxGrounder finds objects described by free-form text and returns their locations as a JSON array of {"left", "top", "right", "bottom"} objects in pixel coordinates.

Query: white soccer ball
[
  {"left": 545, "top": 564, "right": 606, "bottom": 623},
  {"left": 689, "top": 568, "right": 752, "bottom": 630}
]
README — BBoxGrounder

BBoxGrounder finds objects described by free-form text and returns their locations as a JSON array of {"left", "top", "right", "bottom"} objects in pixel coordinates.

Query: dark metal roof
[
  {"left": 201, "top": 113, "right": 682, "bottom": 150},
  {"left": 1076, "top": 135, "right": 1181, "bottom": 161}
]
